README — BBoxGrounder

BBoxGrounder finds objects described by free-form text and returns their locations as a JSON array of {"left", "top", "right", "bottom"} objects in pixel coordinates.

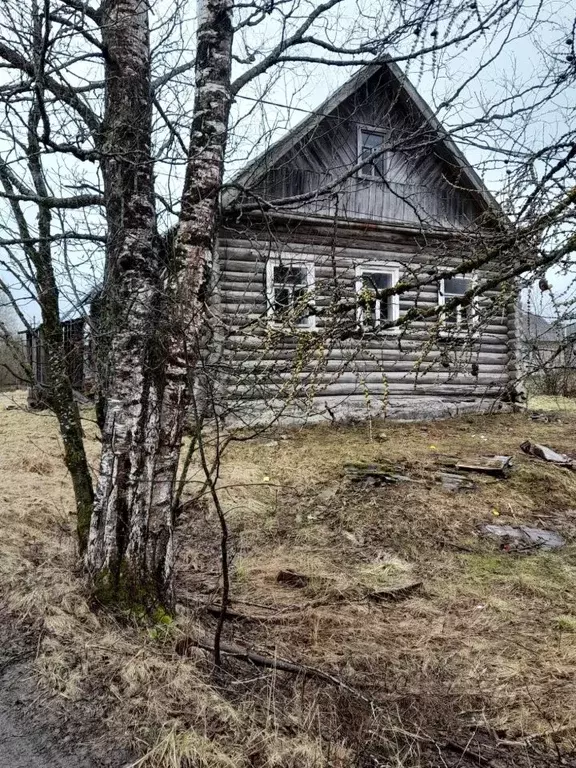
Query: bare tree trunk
[
  {"left": 130, "top": 0, "right": 234, "bottom": 607},
  {"left": 0, "top": 139, "right": 94, "bottom": 553},
  {"left": 1, "top": 3, "right": 96, "bottom": 551},
  {"left": 86, "top": 0, "right": 232, "bottom": 613},
  {"left": 142, "top": 0, "right": 234, "bottom": 593},
  {"left": 85, "top": 0, "right": 168, "bottom": 609},
  {"left": 39, "top": 283, "right": 95, "bottom": 552},
  {"left": 33, "top": 217, "right": 95, "bottom": 551}
]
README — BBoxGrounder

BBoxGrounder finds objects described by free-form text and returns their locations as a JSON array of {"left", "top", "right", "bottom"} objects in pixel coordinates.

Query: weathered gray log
[{"left": 520, "top": 441, "right": 572, "bottom": 466}]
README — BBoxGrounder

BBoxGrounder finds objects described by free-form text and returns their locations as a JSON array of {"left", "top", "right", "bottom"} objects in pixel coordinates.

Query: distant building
[{"left": 519, "top": 310, "right": 575, "bottom": 380}]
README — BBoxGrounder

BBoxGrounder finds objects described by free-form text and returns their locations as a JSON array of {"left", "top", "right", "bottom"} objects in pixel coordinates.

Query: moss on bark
[{"left": 92, "top": 561, "right": 174, "bottom": 618}]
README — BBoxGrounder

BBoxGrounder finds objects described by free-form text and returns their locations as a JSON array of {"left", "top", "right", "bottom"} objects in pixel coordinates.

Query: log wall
[{"left": 214, "top": 218, "right": 515, "bottom": 425}]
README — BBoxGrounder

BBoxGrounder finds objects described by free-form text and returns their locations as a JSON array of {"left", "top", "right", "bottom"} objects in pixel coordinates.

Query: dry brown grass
[{"left": 2, "top": 391, "right": 576, "bottom": 766}]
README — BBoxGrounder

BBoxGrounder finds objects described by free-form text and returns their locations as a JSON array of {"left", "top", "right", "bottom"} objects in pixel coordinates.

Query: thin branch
[
  {"left": 0, "top": 190, "right": 104, "bottom": 208},
  {"left": 0, "top": 42, "right": 101, "bottom": 135}
]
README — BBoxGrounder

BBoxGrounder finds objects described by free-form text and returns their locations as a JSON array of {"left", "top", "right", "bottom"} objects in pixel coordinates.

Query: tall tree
[
  {"left": 85, "top": 0, "right": 168, "bottom": 605},
  {"left": 86, "top": 0, "right": 234, "bottom": 610}
]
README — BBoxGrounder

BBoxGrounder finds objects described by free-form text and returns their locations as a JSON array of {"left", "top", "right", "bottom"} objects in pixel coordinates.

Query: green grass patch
[
  {"left": 529, "top": 394, "right": 576, "bottom": 412},
  {"left": 458, "top": 551, "right": 576, "bottom": 598},
  {"left": 554, "top": 614, "right": 576, "bottom": 632}
]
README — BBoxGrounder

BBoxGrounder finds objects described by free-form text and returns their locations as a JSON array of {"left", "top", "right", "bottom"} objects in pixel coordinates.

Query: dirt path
[
  {"left": 0, "top": 633, "right": 131, "bottom": 768},
  {"left": 0, "top": 694, "right": 92, "bottom": 767},
  {"left": 0, "top": 658, "right": 110, "bottom": 768}
]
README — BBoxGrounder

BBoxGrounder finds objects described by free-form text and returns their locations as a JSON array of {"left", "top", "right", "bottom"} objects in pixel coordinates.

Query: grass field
[
  {"left": 529, "top": 393, "right": 576, "bottom": 412},
  {"left": 1, "top": 390, "right": 576, "bottom": 767}
]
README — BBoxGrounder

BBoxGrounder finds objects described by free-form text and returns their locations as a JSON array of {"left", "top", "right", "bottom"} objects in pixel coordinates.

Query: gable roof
[{"left": 228, "top": 60, "right": 502, "bottom": 216}]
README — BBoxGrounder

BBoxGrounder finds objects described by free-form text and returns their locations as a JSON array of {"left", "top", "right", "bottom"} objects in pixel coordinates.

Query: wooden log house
[
  {"left": 217, "top": 62, "right": 521, "bottom": 423},
  {"left": 27, "top": 62, "right": 522, "bottom": 423}
]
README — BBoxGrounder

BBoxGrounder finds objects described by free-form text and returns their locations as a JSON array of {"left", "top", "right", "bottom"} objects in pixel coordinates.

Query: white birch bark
[
  {"left": 86, "top": 0, "right": 234, "bottom": 611},
  {"left": 86, "top": 0, "right": 167, "bottom": 605},
  {"left": 147, "top": 0, "right": 235, "bottom": 538}
]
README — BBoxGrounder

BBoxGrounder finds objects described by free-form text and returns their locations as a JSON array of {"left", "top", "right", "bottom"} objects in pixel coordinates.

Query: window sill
[
  {"left": 266, "top": 319, "right": 318, "bottom": 333},
  {"left": 358, "top": 325, "right": 400, "bottom": 336}
]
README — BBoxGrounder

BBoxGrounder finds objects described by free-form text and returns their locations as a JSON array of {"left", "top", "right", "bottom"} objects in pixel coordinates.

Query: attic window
[
  {"left": 358, "top": 128, "right": 387, "bottom": 179},
  {"left": 439, "top": 275, "right": 475, "bottom": 330},
  {"left": 266, "top": 257, "right": 315, "bottom": 329},
  {"left": 355, "top": 264, "right": 400, "bottom": 330}
]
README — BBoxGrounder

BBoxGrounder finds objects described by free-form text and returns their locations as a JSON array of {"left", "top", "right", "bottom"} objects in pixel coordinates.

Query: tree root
[{"left": 175, "top": 636, "right": 373, "bottom": 703}]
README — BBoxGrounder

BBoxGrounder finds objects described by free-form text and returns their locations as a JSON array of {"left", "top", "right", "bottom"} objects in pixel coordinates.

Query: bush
[{"left": 528, "top": 368, "right": 576, "bottom": 398}]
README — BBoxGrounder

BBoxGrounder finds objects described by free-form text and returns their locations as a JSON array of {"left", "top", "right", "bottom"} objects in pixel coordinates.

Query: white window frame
[
  {"left": 265, "top": 255, "right": 316, "bottom": 330},
  {"left": 357, "top": 125, "right": 388, "bottom": 180},
  {"left": 438, "top": 273, "right": 478, "bottom": 334},
  {"left": 355, "top": 262, "right": 400, "bottom": 332}
]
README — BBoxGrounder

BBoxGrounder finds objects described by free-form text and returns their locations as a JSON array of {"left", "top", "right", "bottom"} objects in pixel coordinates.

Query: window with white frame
[
  {"left": 355, "top": 264, "right": 400, "bottom": 330},
  {"left": 358, "top": 128, "right": 387, "bottom": 179},
  {"left": 266, "top": 258, "right": 315, "bottom": 329},
  {"left": 438, "top": 275, "right": 475, "bottom": 330}
]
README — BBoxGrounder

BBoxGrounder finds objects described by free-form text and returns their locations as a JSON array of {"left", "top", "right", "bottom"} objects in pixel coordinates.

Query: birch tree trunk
[
  {"left": 86, "top": 0, "right": 234, "bottom": 613},
  {"left": 148, "top": 0, "right": 234, "bottom": 527},
  {"left": 85, "top": 0, "right": 234, "bottom": 612},
  {"left": 85, "top": 0, "right": 166, "bottom": 607}
]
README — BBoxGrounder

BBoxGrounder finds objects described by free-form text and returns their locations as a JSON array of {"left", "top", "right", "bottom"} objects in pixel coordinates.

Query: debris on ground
[
  {"left": 529, "top": 411, "right": 560, "bottom": 423},
  {"left": 276, "top": 568, "right": 422, "bottom": 603},
  {"left": 438, "top": 472, "right": 477, "bottom": 492},
  {"left": 343, "top": 462, "right": 416, "bottom": 485},
  {"left": 276, "top": 569, "right": 310, "bottom": 588},
  {"left": 480, "top": 524, "right": 565, "bottom": 552},
  {"left": 342, "top": 530, "right": 365, "bottom": 546},
  {"left": 367, "top": 581, "right": 423, "bottom": 602},
  {"left": 520, "top": 440, "right": 573, "bottom": 466},
  {"left": 456, "top": 455, "right": 513, "bottom": 477},
  {"left": 436, "top": 455, "right": 512, "bottom": 478}
]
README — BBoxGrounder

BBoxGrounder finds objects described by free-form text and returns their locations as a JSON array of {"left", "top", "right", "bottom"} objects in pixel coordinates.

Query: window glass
[
  {"left": 358, "top": 270, "right": 395, "bottom": 328},
  {"left": 444, "top": 277, "right": 471, "bottom": 296},
  {"left": 360, "top": 130, "right": 386, "bottom": 178},
  {"left": 270, "top": 263, "right": 311, "bottom": 326},
  {"left": 442, "top": 275, "right": 473, "bottom": 329}
]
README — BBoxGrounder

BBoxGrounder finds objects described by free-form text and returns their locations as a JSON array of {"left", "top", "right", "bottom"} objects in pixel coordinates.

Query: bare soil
[{"left": 0, "top": 620, "right": 131, "bottom": 768}]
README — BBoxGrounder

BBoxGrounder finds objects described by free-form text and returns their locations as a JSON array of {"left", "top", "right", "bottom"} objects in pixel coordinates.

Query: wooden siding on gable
[
  {"left": 254, "top": 168, "right": 476, "bottom": 228},
  {"left": 246, "top": 69, "right": 483, "bottom": 229}
]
